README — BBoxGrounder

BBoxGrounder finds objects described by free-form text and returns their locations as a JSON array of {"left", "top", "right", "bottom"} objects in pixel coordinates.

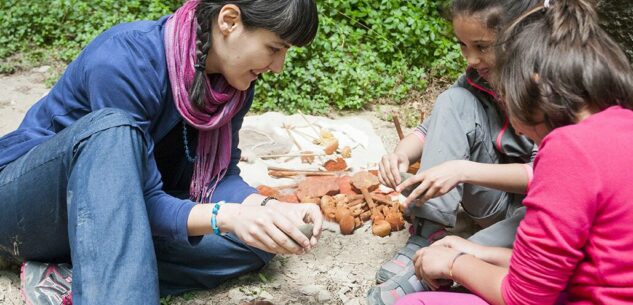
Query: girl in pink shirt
[{"left": 395, "top": 0, "right": 633, "bottom": 304}]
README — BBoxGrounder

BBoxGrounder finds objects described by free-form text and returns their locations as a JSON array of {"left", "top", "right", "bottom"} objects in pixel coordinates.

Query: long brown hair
[{"left": 494, "top": 0, "right": 633, "bottom": 129}]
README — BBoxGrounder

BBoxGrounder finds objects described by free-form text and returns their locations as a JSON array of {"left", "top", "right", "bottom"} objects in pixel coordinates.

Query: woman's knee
[
  {"left": 85, "top": 108, "right": 136, "bottom": 126},
  {"left": 72, "top": 108, "right": 145, "bottom": 151}
]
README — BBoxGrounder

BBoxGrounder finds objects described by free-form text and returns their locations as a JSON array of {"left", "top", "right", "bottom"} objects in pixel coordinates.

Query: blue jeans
[{"left": 0, "top": 109, "right": 272, "bottom": 304}]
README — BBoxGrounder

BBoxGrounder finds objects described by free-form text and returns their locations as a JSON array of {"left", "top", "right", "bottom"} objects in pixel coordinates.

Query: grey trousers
[{"left": 411, "top": 87, "right": 525, "bottom": 247}]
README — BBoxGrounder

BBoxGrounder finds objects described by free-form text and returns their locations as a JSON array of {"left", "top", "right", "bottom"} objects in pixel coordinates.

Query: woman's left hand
[
  {"left": 397, "top": 160, "right": 468, "bottom": 207},
  {"left": 413, "top": 246, "right": 460, "bottom": 290}
]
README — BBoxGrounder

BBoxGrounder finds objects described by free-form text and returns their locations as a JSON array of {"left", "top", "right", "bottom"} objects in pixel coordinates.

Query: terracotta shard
[
  {"left": 256, "top": 185, "right": 280, "bottom": 198},
  {"left": 296, "top": 176, "right": 340, "bottom": 200},
  {"left": 336, "top": 175, "right": 357, "bottom": 195},
  {"left": 324, "top": 157, "right": 347, "bottom": 171}
]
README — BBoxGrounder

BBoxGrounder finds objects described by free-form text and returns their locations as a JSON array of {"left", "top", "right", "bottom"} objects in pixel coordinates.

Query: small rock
[
  {"left": 32, "top": 66, "right": 50, "bottom": 73},
  {"left": 337, "top": 286, "right": 351, "bottom": 304},
  {"left": 316, "top": 264, "right": 329, "bottom": 273},
  {"left": 316, "top": 290, "right": 332, "bottom": 302},
  {"left": 259, "top": 290, "right": 273, "bottom": 300},
  {"left": 228, "top": 287, "right": 249, "bottom": 303},
  {"left": 346, "top": 298, "right": 363, "bottom": 305},
  {"left": 300, "top": 284, "right": 325, "bottom": 296},
  {"left": 268, "top": 259, "right": 283, "bottom": 270}
]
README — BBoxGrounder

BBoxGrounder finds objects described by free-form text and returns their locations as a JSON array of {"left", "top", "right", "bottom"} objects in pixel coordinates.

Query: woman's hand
[
  {"left": 227, "top": 200, "right": 323, "bottom": 255},
  {"left": 378, "top": 152, "right": 410, "bottom": 189},
  {"left": 413, "top": 246, "right": 460, "bottom": 290},
  {"left": 397, "top": 160, "right": 468, "bottom": 207},
  {"left": 267, "top": 200, "right": 323, "bottom": 247}
]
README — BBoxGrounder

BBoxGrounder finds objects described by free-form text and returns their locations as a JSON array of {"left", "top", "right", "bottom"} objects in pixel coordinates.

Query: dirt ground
[{"left": 0, "top": 69, "right": 443, "bottom": 305}]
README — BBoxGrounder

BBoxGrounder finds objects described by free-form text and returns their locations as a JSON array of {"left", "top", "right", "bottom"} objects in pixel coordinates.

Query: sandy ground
[{"left": 0, "top": 69, "right": 421, "bottom": 305}]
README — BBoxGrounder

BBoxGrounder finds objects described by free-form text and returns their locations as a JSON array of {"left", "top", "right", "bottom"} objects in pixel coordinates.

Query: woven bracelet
[{"left": 211, "top": 201, "right": 226, "bottom": 235}]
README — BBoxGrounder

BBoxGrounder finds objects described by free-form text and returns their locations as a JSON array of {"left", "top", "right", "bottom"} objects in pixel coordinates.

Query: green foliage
[
  {"left": 253, "top": 0, "right": 464, "bottom": 113},
  {"left": 0, "top": 0, "right": 181, "bottom": 62},
  {"left": 0, "top": 0, "right": 464, "bottom": 114}
]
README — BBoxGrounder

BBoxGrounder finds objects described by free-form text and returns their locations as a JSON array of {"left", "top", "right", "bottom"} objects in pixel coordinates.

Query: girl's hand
[
  {"left": 378, "top": 152, "right": 410, "bottom": 189},
  {"left": 413, "top": 246, "right": 460, "bottom": 290},
  {"left": 432, "top": 236, "right": 483, "bottom": 258},
  {"left": 397, "top": 160, "right": 467, "bottom": 207},
  {"left": 229, "top": 201, "right": 323, "bottom": 255}
]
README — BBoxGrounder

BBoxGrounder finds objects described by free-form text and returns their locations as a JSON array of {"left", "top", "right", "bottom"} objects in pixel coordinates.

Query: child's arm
[
  {"left": 460, "top": 161, "right": 531, "bottom": 194},
  {"left": 378, "top": 132, "right": 425, "bottom": 189},
  {"left": 398, "top": 160, "right": 530, "bottom": 207}
]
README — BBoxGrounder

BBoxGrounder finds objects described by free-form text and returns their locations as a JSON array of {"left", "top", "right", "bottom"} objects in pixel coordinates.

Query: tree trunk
[{"left": 597, "top": 0, "right": 633, "bottom": 65}]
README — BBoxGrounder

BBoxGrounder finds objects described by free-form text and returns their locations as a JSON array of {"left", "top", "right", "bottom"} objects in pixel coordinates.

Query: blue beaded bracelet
[{"left": 211, "top": 201, "right": 226, "bottom": 235}]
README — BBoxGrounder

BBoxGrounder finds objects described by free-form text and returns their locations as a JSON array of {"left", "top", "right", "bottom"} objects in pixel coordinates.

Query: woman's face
[
  {"left": 206, "top": 5, "right": 290, "bottom": 91},
  {"left": 453, "top": 15, "right": 497, "bottom": 82}
]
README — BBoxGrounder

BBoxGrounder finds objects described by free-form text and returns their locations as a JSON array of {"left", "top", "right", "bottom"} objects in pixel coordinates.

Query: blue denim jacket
[{"left": 0, "top": 16, "right": 256, "bottom": 243}]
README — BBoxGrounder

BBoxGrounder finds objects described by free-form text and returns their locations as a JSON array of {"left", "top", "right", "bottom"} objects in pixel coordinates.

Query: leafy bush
[
  {"left": 0, "top": 0, "right": 464, "bottom": 113},
  {"left": 0, "top": 0, "right": 181, "bottom": 61},
  {"left": 254, "top": 0, "right": 464, "bottom": 113}
]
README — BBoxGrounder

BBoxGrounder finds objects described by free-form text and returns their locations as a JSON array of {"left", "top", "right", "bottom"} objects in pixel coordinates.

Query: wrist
[
  {"left": 216, "top": 203, "right": 239, "bottom": 234},
  {"left": 243, "top": 193, "right": 281, "bottom": 206},
  {"left": 448, "top": 251, "right": 468, "bottom": 280},
  {"left": 458, "top": 160, "right": 474, "bottom": 184}
]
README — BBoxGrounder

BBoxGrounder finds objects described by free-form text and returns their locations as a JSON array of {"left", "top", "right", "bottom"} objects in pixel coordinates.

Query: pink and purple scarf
[{"left": 164, "top": 0, "right": 246, "bottom": 202}]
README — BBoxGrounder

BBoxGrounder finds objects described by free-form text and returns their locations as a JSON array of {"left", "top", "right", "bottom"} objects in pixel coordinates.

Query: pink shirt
[{"left": 502, "top": 106, "right": 633, "bottom": 305}]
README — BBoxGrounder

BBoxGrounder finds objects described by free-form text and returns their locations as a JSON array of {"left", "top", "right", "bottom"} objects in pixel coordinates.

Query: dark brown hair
[{"left": 495, "top": 0, "right": 633, "bottom": 129}]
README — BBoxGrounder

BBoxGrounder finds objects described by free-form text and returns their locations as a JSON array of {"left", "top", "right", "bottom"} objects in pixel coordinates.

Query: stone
[
  {"left": 229, "top": 287, "right": 249, "bottom": 303},
  {"left": 31, "top": 66, "right": 50, "bottom": 73},
  {"left": 259, "top": 290, "right": 274, "bottom": 301},
  {"left": 346, "top": 298, "right": 363, "bottom": 305},
  {"left": 316, "top": 290, "right": 332, "bottom": 302},
  {"left": 299, "top": 284, "right": 325, "bottom": 296}
]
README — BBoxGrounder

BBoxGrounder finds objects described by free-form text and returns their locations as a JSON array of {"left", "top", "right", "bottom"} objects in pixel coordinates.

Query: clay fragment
[
  {"left": 300, "top": 151, "right": 315, "bottom": 164},
  {"left": 324, "top": 157, "right": 347, "bottom": 171},
  {"left": 296, "top": 176, "right": 340, "bottom": 200},
  {"left": 324, "top": 139, "right": 339, "bottom": 155},
  {"left": 335, "top": 206, "right": 352, "bottom": 223},
  {"left": 372, "top": 220, "right": 392, "bottom": 237},
  {"left": 339, "top": 215, "right": 355, "bottom": 235},
  {"left": 385, "top": 212, "right": 405, "bottom": 231},
  {"left": 341, "top": 146, "right": 352, "bottom": 158},
  {"left": 256, "top": 185, "right": 280, "bottom": 198}
]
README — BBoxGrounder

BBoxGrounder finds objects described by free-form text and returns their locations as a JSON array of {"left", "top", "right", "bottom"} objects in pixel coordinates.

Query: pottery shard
[
  {"left": 323, "top": 157, "right": 347, "bottom": 171},
  {"left": 296, "top": 176, "right": 340, "bottom": 200},
  {"left": 257, "top": 185, "right": 280, "bottom": 198},
  {"left": 350, "top": 171, "right": 380, "bottom": 193},
  {"left": 336, "top": 175, "right": 357, "bottom": 195}
]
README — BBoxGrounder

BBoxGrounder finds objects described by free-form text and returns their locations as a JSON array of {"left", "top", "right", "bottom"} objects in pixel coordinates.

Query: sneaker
[
  {"left": 367, "top": 267, "right": 430, "bottom": 305},
  {"left": 375, "top": 218, "right": 446, "bottom": 284},
  {"left": 21, "top": 261, "right": 73, "bottom": 305}
]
